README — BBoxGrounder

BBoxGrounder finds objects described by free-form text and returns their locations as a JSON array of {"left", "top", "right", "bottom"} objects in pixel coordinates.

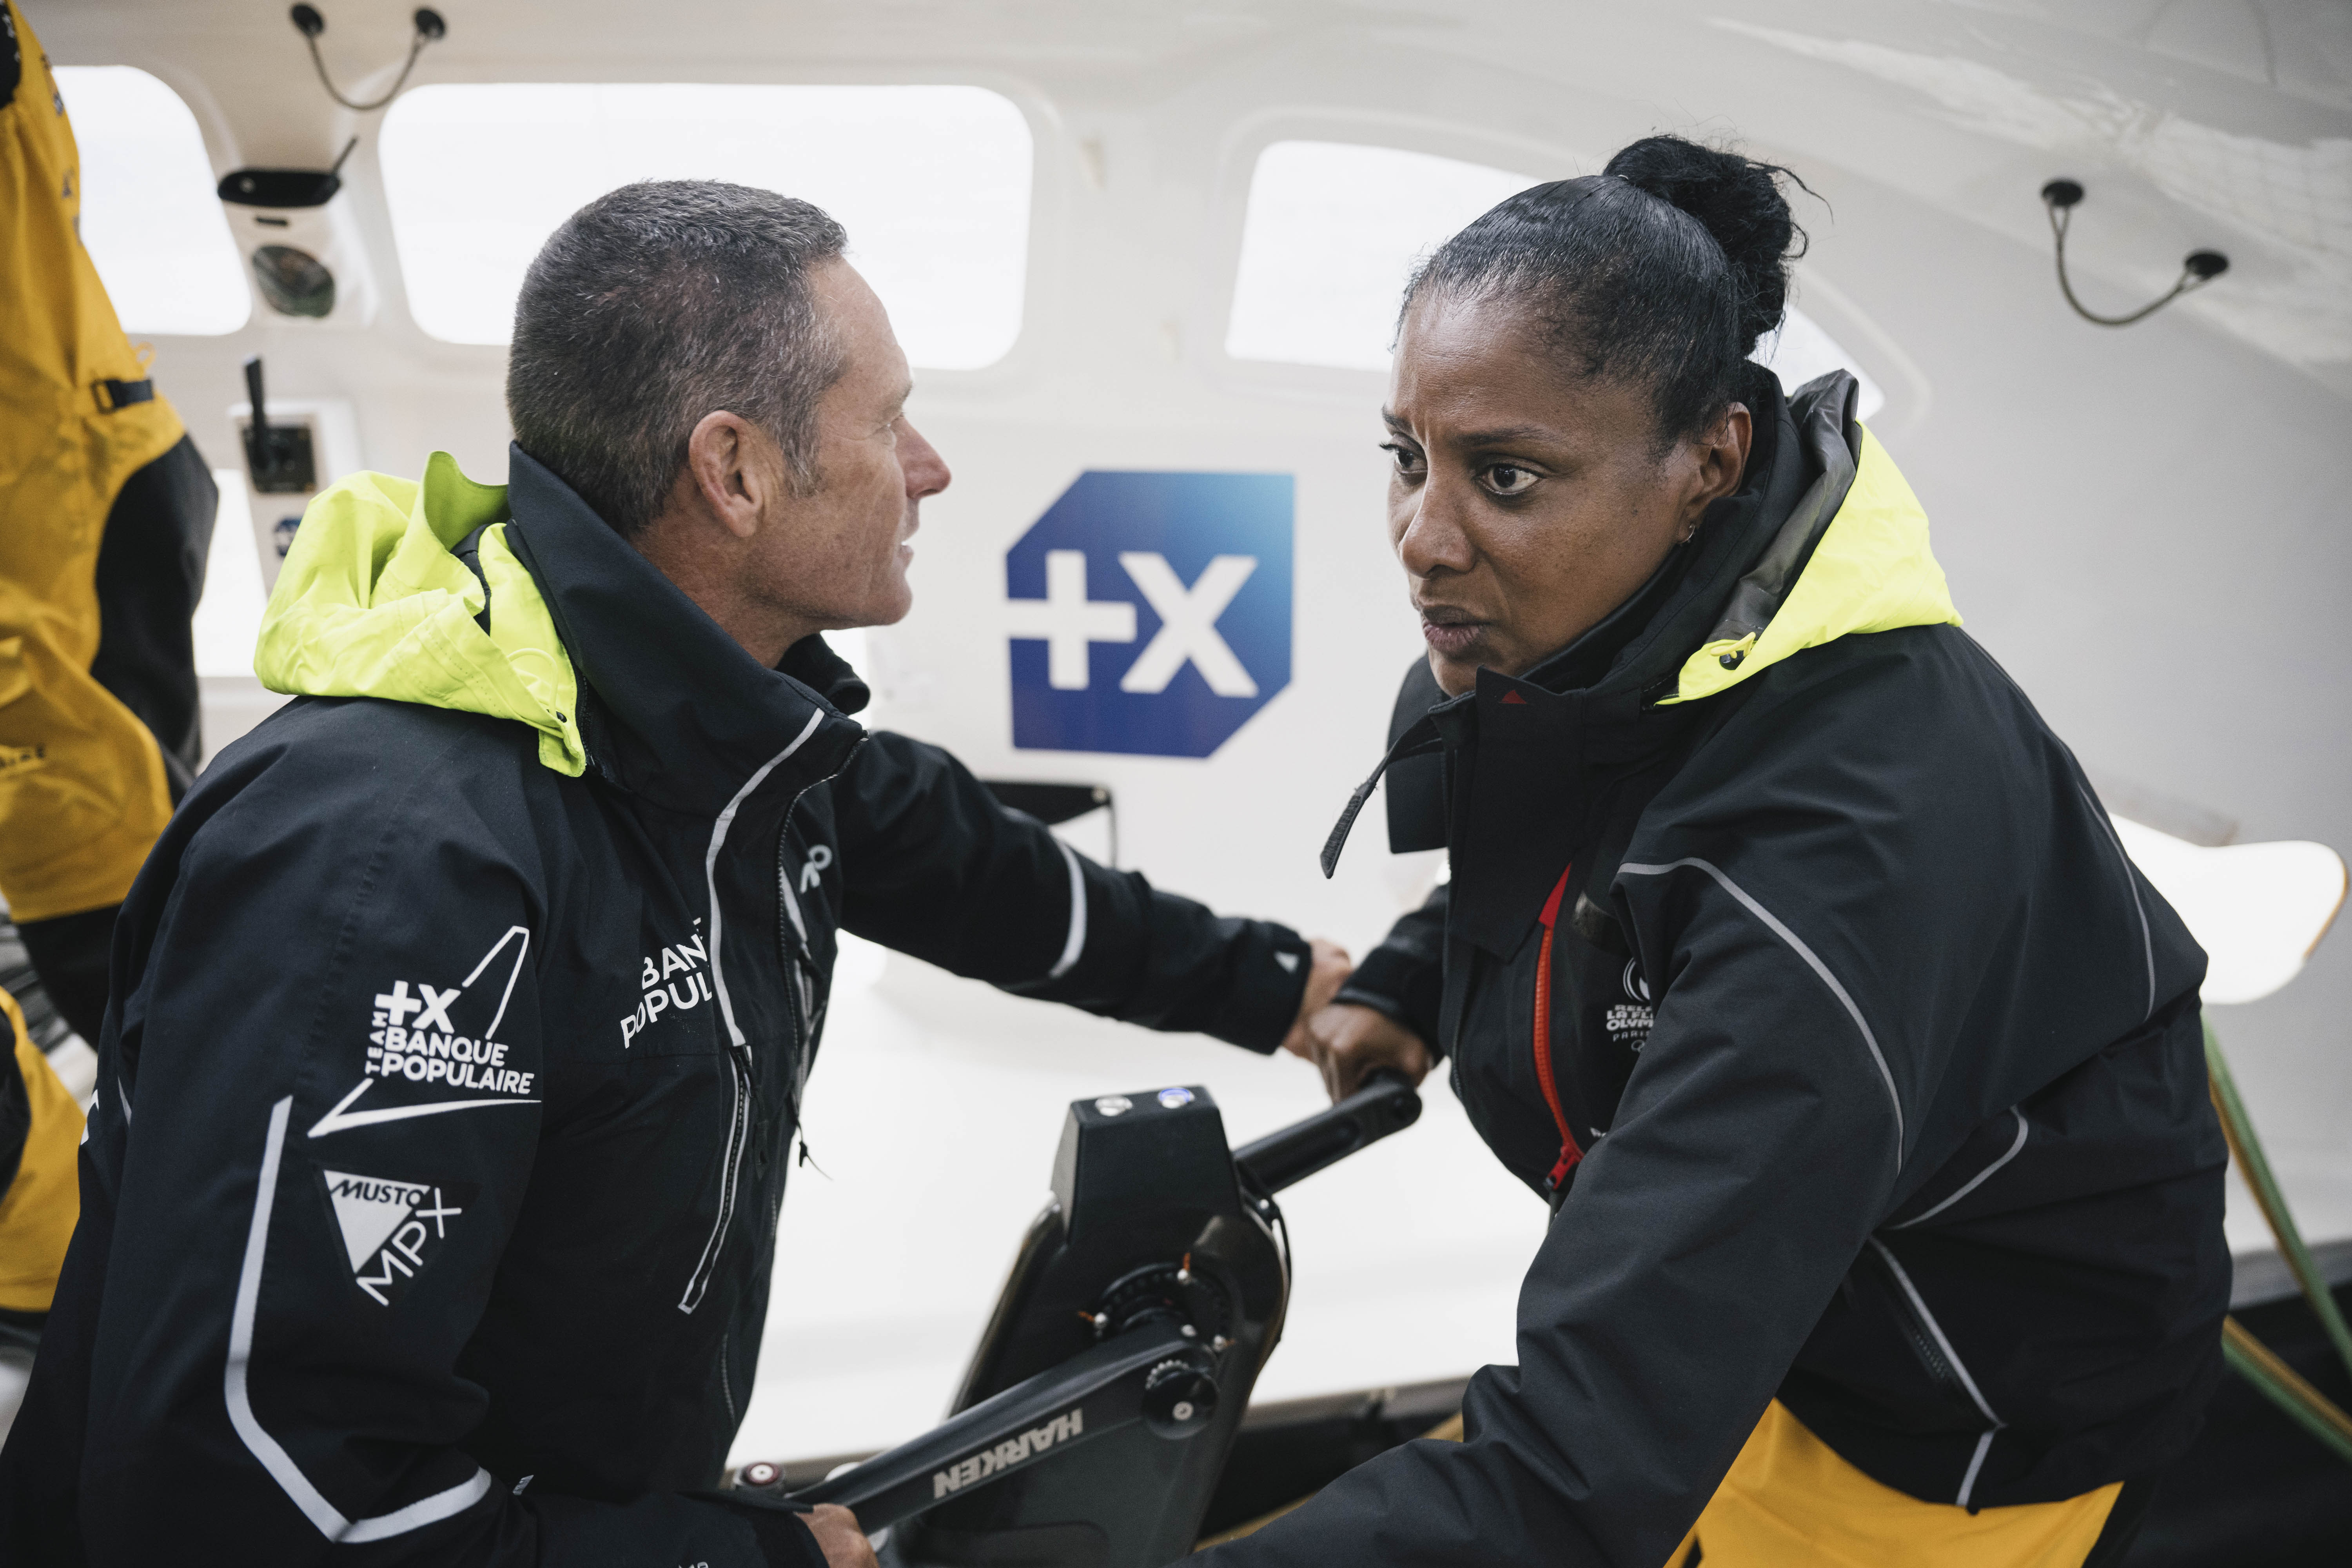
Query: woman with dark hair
[{"left": 1212, "top": 136, "right": 2227, "bottom": 1566}]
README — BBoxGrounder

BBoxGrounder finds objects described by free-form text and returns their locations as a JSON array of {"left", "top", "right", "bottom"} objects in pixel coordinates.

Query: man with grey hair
[{"left": 0, "top": 181, "right": 1349, "bottom": 1567}]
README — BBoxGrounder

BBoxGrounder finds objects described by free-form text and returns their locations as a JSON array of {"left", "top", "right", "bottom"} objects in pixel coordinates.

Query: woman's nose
[{"left": 1396, "top": 483, "right": 1474, "bottom": 578}]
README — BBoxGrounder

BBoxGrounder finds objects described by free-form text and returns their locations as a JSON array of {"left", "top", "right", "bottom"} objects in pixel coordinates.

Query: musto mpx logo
[{"left": 1005, "top": 472, "right": 1292, "bottom": 758}]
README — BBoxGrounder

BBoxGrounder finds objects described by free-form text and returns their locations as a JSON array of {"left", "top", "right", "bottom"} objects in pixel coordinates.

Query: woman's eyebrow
[
  {"left": 1383, "top": 408, "right": 1555, "bottom": 447},
  {"left": 1455, "top": 423, "right": 1555, "bottom": 448},
  {"left": 1383, "top": 409, "right": 1557, "bottom": 449}
]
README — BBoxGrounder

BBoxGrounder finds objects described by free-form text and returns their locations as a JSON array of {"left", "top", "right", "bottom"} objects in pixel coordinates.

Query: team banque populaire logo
[{"left": 1004, "top": 471, "right": 1292, "bottom": 759}]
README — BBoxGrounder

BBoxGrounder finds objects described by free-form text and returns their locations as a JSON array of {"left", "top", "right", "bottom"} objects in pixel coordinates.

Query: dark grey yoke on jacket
[
  {"left": 0, "top": 448, "right": 1311, "bottom": 1567},
  {"left": 1206, "top": 378, "right": 2228, "bottom": 1568}
]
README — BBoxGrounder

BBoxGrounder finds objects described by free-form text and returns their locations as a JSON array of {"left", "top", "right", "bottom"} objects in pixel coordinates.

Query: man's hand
[
  {"left": 799, "top": 1504, "right": 878, "bottom": 1568},
  {"left": 1293, "top": 1002, "right": 1433, "bottom": 1103},
  {"left": 1276, "top": 938, "right": 1352, "bottom": 1062}
]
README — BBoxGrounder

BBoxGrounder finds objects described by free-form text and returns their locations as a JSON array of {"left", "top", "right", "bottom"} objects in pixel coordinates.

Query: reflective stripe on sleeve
[{"left": 1047, "top": 839, "right": 1087, "bottom": 980}]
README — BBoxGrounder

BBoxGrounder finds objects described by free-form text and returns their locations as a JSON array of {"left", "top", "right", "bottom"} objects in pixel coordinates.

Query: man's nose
[{"left": 901, "top": 420, "right": 951, "bottom": 500}]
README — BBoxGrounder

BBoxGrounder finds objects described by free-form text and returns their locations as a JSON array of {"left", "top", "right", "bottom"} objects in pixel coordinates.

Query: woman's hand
[
  {"left": 1276, "top": 938, "right": 1354, "bottom": 1060},
  {"left": 1291, "top": 1002, "right": 1434, "bottom": 1102}
]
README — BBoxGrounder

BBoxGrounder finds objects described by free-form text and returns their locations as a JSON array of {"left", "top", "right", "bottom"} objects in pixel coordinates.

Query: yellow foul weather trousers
[{"left": 1666, "top": 1402, "right": 2124, "bottom": 1568}]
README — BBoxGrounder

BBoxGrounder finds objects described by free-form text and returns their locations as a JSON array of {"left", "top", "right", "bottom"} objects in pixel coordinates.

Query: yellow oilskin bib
[
  {"left": 1665, "top": 1402, "right": 2122, "bottom": 1568},
  {"left": 0, "top": 989, "right": 84, "bottom": 1312},
  {"left": 0, "top": 0, "right": 186, "bottom": 923}
]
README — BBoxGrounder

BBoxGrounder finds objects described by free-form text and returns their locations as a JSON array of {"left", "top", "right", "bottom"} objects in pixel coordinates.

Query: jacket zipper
[
  {"left": 679, "top": 799, "right": 827, "bottom": 1319},
  {"left": 679, "top": 1049, "right": 753, "bottom": 1314},
  {"left": 677, "top": 729, "right": 854, "bottom": 1315},
  {"left": 679, "top": 843, "right": 810, "bottom": 1316},
  {"left": 1533, "top": 863, "right": 1584, "bottom": 1195},
  {"left": 1866, "top": 1238, "right": 2002, "bottom": 1430}
]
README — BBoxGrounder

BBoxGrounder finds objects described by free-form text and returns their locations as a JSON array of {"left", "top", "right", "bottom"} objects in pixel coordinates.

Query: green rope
[{"left": 2205, "top": 1022, "right": 2352, "bottom": 1383}]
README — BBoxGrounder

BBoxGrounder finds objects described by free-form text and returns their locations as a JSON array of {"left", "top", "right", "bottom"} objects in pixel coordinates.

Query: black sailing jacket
[
  {"left": 1203, "top": 374, "right": 2229, "bottom": 1568},
  {"left": 0, "top": 447, "right": 1311, "bottom": 1566}
]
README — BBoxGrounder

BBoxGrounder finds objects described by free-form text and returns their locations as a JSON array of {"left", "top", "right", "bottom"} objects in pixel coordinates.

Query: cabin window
[
  {"left": 1226, "top": 142, "right": 1530, "bottom": 372},
  {"left": 1225, "top": 139, "right": 1883, "bottom": 418},
  {"left": 379, "top": 83, "right": 1033, "bottom": 367},
  {"left": 51, "top": 67, "right": 250, "bottom": 336}
]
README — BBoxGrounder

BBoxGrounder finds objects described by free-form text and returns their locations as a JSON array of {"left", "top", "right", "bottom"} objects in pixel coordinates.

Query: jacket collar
[{"left": 500, "top": 445, "right": 866, "bottom": 818}]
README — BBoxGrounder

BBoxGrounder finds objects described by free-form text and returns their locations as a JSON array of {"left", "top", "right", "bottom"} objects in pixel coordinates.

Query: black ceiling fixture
[
  {"left": 217, "top": 134, "right": 358, "bottom": 211},
  {"left": 2042, "top": 178, "right": 2229, "bottom": 328},
  {"left": 290, "top": 5, "right": 445, "bottom": 114}
]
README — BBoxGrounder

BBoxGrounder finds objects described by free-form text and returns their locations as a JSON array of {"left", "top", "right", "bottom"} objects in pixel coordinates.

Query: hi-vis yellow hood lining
[
  {"left": 255, "top": 453, "right": 586, "bottom": 775},
  {"left": 1663, "top": 426, "right": 1961, "bottom": 706}
]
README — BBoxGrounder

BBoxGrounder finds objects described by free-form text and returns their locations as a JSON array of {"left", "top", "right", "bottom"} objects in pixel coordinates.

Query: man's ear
[{"left": 684, "top": 410, "right": 767, "bottom": 541}]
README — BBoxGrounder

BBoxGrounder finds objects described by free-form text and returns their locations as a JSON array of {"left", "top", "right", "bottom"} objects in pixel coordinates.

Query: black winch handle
[
  {"left": 1233, "top": 1070, "right": 1421, "bottom": 1196},
  {"left": 776, "top": 1321, "right": 1212, "bottom": 1530}
]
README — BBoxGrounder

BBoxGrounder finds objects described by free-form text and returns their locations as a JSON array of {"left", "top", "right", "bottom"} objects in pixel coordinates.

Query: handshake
[{"left": 1276, "top": 938, "right": 1434, "bottom": 1103}]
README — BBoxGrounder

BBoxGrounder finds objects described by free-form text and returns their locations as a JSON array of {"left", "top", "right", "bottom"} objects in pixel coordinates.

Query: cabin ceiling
[{"left": 29, "top": 0, "right": 2352, "bottom": 394}]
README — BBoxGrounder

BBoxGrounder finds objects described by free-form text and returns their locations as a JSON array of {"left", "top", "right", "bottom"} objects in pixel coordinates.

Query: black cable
[
  {"left": 2042, "top": 179, "right": 2228, "bottom": 328},
  {"left": 291, "top": 6, "right": 443, "bottom": 115}
]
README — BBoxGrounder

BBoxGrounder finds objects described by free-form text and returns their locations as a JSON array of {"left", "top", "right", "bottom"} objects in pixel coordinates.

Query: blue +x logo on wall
[{"left": 1005, "top": 471, "right": 1293, "bottom": 759}]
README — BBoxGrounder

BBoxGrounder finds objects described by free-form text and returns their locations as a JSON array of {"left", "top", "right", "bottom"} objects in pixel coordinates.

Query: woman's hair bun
[
  {"left": 1602, "top": 136, "right": 1804, "bottom": 355},
  {"left": 1408, "top": 129, "right": 1811, "bottom": 441}
]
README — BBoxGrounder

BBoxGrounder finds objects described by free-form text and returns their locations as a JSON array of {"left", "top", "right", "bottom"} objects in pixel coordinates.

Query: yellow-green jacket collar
[
  {"left": 1663, "top": 425, "right": 1961, "bottom": 705},
  {"left": 254, "top": 452, "right": 587, "bottom": 775}
]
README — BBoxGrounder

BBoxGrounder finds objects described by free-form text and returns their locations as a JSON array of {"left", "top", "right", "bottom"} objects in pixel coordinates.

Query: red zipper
[{"left": 1534, "top": 864, "right": 1584, "bottom": 1192}]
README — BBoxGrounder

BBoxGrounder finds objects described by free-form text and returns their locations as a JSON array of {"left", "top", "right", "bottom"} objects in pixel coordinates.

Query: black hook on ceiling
[
  {"left": 2041, "top": 179, "right": 2228, "bottom": 328},
  {"left": 289, "top": 5, "right": 445, "bottom": 115}
]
